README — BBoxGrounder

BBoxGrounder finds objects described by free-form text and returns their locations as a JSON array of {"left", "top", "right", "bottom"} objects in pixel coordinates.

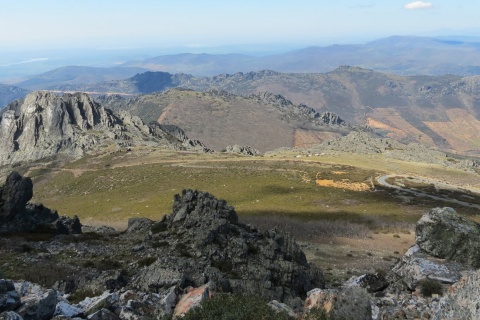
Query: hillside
[
  {"left": 97, "top": 89, "right": 360, "bottom": 152},
  {"left": 15, "top": 66, "right": 148, "bottom": 91},
  {"left": 85, "top": 67, "right": 480, "bottom": 154},
  {"left": 0, "top": 83, "right": 29, "bottom": 108}
]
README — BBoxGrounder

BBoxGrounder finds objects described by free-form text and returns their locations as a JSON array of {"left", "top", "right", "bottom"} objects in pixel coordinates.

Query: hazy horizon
[
  {"left": 2, "top": 0, "right": 480, "bottom": 82},
  {"left": 3, "top": 0, "right": 480, "bottom": 52}
]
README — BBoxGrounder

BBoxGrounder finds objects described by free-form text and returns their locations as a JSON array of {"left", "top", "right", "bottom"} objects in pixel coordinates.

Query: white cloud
[{"left": 404, "top": 1, "right": 433, "bottom": 10}]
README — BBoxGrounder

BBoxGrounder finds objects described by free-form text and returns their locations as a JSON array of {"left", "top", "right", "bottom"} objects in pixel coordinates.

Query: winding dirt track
[{"left": 377, "top": 174, "right": 480, "bottom": 209}]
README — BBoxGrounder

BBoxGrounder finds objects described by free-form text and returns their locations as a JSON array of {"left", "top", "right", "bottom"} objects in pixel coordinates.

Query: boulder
[
  {"left": 304, "top": 287, "right": 372, "bottom": 320},
  {"left": 0, "top": 172, "right": 32, "bottom": 220},
  {"left": 345, "top": 272, "right": 389, "bottom": 293},
  {"left": 0, "top": 172, "right": 82, "bottom": 234},
  {"left": 119, "top": 286, "right": 177, "bottom": 319},
  {"left": 173, "top": 284, "right": 211, "bottom": 318},
  {"left": 87, "top": 308, "right": 118, "bottom": 320},
  {"left": 54, "top": 301, "right": 84, "bottom": 318},
  {"left": 78, "top": 291, "right": 119, "bottom": 316},
  {"left": 390, "top": 245, "right": 468, "bottom": 291},
  {"left": 0, "top": 312, "right": 23, "bottom": 320},
  {"left": 0, "top": 280, "right": 21, "bottom": 312},
  {"left": 416, "top": 207, "right": 480, "bottom": 268},
  {"left": 16, "top": 290, "right": 57, "bottom": 320}
]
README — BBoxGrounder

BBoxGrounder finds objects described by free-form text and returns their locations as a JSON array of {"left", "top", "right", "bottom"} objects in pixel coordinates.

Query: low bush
[
  {"left": 182, "top": 293, "right": 291, "bottom": 320},
  {"left": 418, "top": 278, "right": 443, "bottom": 297}
]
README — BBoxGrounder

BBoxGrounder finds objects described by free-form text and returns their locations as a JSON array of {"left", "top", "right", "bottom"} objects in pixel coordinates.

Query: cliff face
[
  {"left": 0, "top": 91, "right": 210, "bottom": 165},
  {"left": 0, "top": 91, "right": 124, "bottom": 165}
]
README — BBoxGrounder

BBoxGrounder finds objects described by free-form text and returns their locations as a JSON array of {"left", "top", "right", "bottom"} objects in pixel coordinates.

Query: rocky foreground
[{"left": 1, "top": 172, "right": 480, "bottom": 319}]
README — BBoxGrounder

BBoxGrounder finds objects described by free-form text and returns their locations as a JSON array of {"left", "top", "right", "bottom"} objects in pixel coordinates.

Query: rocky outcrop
[
  {"left": 150, "top": 123, "right": 212, "bottom": 153},
  {"left": 389, "top": 244, "right": 467, "bottom": 291},
  {"left": 250, "top": 92, "right": 348, "bottom": 127},
  {"left": 415, "top": 207, "right": 480, "bottom": 268},
  {"left": 0, "top": 171, "right": 81, "bottom": 234},
  {"left": 0, "top": 91, "right": 211, "bottom": 166},
  {"left": 434, "top": 270, "right": 480, "bottom": 319},
  {"left": 132, "top": 189, "right": 324, "bottom": 308},
  {"left": 224, "top": 145, "right": 261, "bottom": 156},
  {"left": 304, "top": 287, "right": 372, "bottom": 320}
]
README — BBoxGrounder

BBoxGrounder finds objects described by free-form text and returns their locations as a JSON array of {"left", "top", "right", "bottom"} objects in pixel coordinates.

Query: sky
[{"left": 1, "top": 0, "right": 480, "bottom": 53}]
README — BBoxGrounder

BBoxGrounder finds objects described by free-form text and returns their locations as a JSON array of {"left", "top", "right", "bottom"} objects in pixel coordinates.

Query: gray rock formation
[
  {"left": 0, "top": 171, "right": 81, "bottom": 234},
  {"left": 345, "top": 273, "right": 389, "bottom": 293},
  {"left": 0, "top": 91, "right": 211, "bottom": 166},
  {"left": 225, "top": 145, "right": 261, "bottom": 156},
  {"left": 304, "top": 287, "right": 372, "bottom": 320},
  {"left": 434, "top": 270, "right": 480, "bottom": 319},
  {"left": 389, "top": 244, "right": 468, "bottom": 291},
  {"left": 416, "top": 207, "right": 480, "bottom": 268},
  {"left": 151, "top": 123, "right": 212, "bottom": 153},
  {"left": 132, "top": 189, "right": 324, "bottom": 308}
]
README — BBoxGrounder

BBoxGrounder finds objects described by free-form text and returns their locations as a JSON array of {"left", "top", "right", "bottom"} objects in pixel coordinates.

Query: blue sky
[{"left": 1, "top": 0, "right": 480, "bottom": 52}]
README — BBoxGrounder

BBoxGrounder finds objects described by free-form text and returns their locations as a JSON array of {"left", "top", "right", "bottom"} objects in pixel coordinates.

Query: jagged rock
[
  {"left": 173, "top": 284, "right": 211, "bottom": 318},
  {"left": 119, "top": 286, "right": 177, "bottom": 319},
  {"left": 225, "top": 145, "right": 261, "bottom": 156},
  {"left": 345, "top": 273, "right": 389, "bottom": 293},
  {"left": 0, "top": 91, "right": 210, "bottom": 166},
  {"left": 16, "top": 290, "right": 57, "bottom": 320},
  {"left": 267, "top": 300, "right": 296, "bottom": 318},
  {"left": 126, "top": 218, "right": 154, "bottom": 234},
  {"left": 390, "top": 245, "right": 467, "bottom": 291},
  {"left": 0, "top": 280, "right": 20, "bottom": 312},
  {"left": 78, "top": 291, "right": 119, "bottom": 316},
  {"left": 54, "top": 301, "right": 84, "bottom": 318},
  {"left": 0, "top": 172, "right": 32, "bottom": 221},
  {"left": 0, "top": 172, "right": 81, "bottom": 234},
  {"left": 434, "top": 270, "right": 480, "bottom": 319},
  {"left": 54, "top": 216, "right": 82, "bottom": 235},
  {"left": 133, "top": 189, "right": 324, "bottom": 308},
  {"left": 0, "top": 311, "right": 23, "bottom": 320},
  {"left": 304, "top": 287, "right": 372, "bottom": 320},
  {"left": 151, "top": 123, "right": 212, "bottom": 153},
  {"left": 416, "top": 207, "right": 480, "bottom": 268},
  {"left": 87, "top": 308, "right": 118, "bottom": 320},
  {"left": 81, "top": 225, "right": 117, "bottom": 235}
]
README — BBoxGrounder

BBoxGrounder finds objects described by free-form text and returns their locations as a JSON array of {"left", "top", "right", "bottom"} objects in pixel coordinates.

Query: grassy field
[
  {"left": 3, "top": 145, "right": 479, "bottom": 281},
  {"left": 17, "top": 146, "right": 478, "bottom": 229}
]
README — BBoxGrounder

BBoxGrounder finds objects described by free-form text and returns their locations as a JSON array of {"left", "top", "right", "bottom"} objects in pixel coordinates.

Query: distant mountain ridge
[
  {"left": 8, "top": 35, "right": 480, "bottom": 95},
  {"left": 121, "top": 36, "right": 480, "bottom": 77},
  {"left": 0, "top": 84, "right": 29, "bottom": 108}
]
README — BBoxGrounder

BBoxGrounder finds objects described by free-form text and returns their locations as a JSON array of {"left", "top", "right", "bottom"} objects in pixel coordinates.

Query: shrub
[
  {"left": 182, "top": 293, "right": 291, "bottom": 320},
  {"left": 303, "top": 308, "right": 332, "bottom": 320},
  {"left": 68, "top": 288, "right": 101, "bottom": 304},
  {"left": 138, "top": 256, "right": 157, "bottom": 267},
  {"left": 418, "top": 278, "right": 443, "bottom": 297}
]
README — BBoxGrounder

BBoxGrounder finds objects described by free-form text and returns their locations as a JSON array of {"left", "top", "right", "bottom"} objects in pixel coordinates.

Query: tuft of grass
[
  {"left": 181, "top": 293, "right": 291, "bottom": 320},
  {"left": 418, "top": 278, "right": 443, "bottom": 297}
]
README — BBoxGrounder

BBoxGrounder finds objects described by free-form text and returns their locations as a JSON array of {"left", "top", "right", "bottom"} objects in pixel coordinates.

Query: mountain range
[{"left": 6, "top": 36, "right": 480, "bottom": 94}]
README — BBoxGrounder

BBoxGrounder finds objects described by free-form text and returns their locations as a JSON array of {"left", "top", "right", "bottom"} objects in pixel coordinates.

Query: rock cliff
[{"left": 0, "top": 91, "right": 210, "bottom": 166}]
